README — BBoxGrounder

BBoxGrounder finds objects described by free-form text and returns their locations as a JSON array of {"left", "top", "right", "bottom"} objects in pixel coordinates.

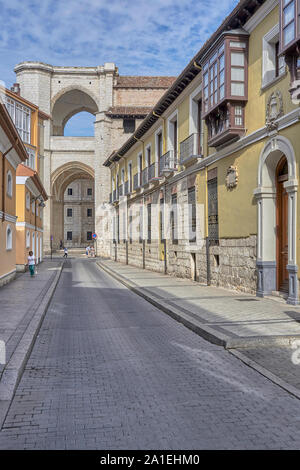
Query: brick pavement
[{"left": 0, "top": 258, "right": 299, "bottom": 449}]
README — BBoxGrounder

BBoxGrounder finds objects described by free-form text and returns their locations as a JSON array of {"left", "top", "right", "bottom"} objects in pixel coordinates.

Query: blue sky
[{"left": 0, "top": 0, "right": 239, "bottom": 136}]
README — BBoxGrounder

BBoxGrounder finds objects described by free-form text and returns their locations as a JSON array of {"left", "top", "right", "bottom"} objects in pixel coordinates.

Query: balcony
[
  {"left": 148, "top": 163, "right": 160, "bottom": 183},
  {"left": 118, "top": 184, "right": 123, "bottom": 197},
  {"left": 124, "top": 180, "right": 129, "bottom": 196},
  {"left": 142, "top": 167, "right": 148, "bottom": 187},
  {"left": 133, "top": 173, "right": 140, "bottom": 191},
  {"left": 206, "top": 104, "right": 245, "bottom": 148},
  {"left": 159, "top": 150, "right": 177, "bottom": 177},
  {"left": 112, "top": 189, "right": 118, "bottom": 203},
  {"left": 180, "top": 133, "right": 200, "bottom": 166}
]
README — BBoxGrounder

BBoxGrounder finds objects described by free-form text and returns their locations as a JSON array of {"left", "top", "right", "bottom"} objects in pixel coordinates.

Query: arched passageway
[{"left": 51, "top": 163, "right": 95, "bottom": 249}]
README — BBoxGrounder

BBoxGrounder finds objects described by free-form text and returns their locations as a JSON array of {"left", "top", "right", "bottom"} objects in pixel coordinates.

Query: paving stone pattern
[{"left": 0, "top": 259, "right": 299, "bottom": 449}]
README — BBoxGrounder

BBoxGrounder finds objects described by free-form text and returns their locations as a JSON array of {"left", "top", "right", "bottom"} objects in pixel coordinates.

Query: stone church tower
[{"left": 14, "top": 61, "right": 175, "bottom": 255}]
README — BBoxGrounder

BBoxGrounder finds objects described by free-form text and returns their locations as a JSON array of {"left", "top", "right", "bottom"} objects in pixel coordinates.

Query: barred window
[
  {"left": 171, "top": 194, "right": 178, "bottom": 244},
  {"left": 188, "top": 187, "right": 196, "bottom": 243}
]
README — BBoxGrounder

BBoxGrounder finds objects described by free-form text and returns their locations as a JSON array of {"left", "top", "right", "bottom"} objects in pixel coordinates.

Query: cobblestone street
[{"left": 0, "top": 258, "right": 299, "bottom": 449}]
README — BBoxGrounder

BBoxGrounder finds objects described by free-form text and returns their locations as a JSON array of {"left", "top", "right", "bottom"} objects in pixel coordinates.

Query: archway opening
[
  {"left": 64, "top": 111, "right": 95, "bottom": 137},
  {"left": 51, "top": 89, "right": 98, "bottom": 136},
  {"left": 51, "top": 163, "right": 95, "bottom": 249}
]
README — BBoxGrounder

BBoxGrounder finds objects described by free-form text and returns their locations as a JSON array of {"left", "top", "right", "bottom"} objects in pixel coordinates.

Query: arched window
[
  {"left": 26, "top": 230, "right": 30, "bottom": 248},
  {"left": 7, "top": 171, "right": 13, "bottom": 197},
  {"left": 26, "top": 192, "right": 30, "bottom": 210},
  {"left": 6, "top": 225, "right": 12, "bottom": 250}
]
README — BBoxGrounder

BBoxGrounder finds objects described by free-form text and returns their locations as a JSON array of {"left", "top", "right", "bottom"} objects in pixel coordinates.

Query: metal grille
[
  {"left": 142, "top": 167, "right": 148, "bottom": 186},
  {"left": 159, "top": 150, "right": 177, "bottom": 176},
  {"left": 124, "top": 181, "right": 129, "bottom": 195},
  {"left": 148, "top": 163, "right": 156, "bottom": 180},
  {"left": 208, "top": 177, "right": 219, "bottom": 243},
  {"left": 133, "top": 173, "right": 139, "bottom": 190},
  {"left": 180, "top": 133, "right": 198, "bottom": 164},
  {"left": 188, "top": 187, "right": 196, "bottom": 243}
]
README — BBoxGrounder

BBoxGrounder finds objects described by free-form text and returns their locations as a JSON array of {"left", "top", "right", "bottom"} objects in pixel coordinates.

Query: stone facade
[{"left": 14, "top": 62, "right": 175, "bottom": 254}]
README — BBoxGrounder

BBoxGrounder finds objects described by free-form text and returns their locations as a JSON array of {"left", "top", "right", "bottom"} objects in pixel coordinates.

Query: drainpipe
[{"left": 2, "top": 141, "right": 18, "bottom": 222}]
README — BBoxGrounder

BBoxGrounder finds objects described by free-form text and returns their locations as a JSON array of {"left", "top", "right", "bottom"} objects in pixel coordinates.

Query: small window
[
  {"left": 26, "top": 230, "right": 30, "bottom": 248},
  {"left": 67, "top": 208, "right": 72, "bottom": 217},
  {"left": 6, "top": 171, "right": 12, "bottom": 197},
  {"left": 67, "top": 188, "right": 73, "bottom": 196},
  {"left": 87, "top": 208, "right": 92, "bottom": 217},
  {"left": 67, "top": 231, "right": 72, "bottom": 240},
  {"left": 87, "top": 231, "right": 92, "bottom": 241},
  {"left": 87, "top": 188, "right": 93, "bottom": 196},
  {"left": 32, "top": 200, "right": 35, "bottom": 214},
  {"left": 6, "top": 225, "right": 12, "bottom": 250},
  {"left": 26, "top": 192, "right": 30, "bottom": 210},
  {"left": 123, "top": 118, "right": 136, "bottom": 133}
]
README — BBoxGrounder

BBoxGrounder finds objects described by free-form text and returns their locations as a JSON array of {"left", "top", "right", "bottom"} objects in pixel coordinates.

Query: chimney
[{"left": 11, "top": 83, "right": 20, "bottom": 95}]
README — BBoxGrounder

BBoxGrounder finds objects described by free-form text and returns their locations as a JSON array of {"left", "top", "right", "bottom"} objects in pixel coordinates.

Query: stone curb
[
  {"left": 0, "top": 261, "right": 64, "bottom": 429},
  {"left": 97, "top": 260, "right": 300, "bottom": 400},
  {"left": 229, "top": 349, "right": 300, "bottom": 400}
]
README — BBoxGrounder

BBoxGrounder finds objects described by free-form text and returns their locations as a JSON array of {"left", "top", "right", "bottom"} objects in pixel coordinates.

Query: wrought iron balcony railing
[
  {"left": 180, "top": 133, "right": 200, "bottom": 165},
  {"left": 133, "top": 173, "right": 140, "bottom": 191},
  {"left": 142, "top": 167, "right": 148, "bottom": 186},
  {"left": 124, "top": 180, "right": 129, "bottom": 196},
  {"left": 159, "top": 150, "right": 177, "bottom": 176}
]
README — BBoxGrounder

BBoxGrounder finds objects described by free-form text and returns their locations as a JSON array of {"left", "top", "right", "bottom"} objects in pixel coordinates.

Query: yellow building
[
  {"left": 104, "top": 0, "right": 300, "bottom": 305},
  {"left": 0, "top": 102, "right": 28, "bottom": 286},
  {"left": 0, "top": 84, "right": 49, "bottom": 275},
  {"left": 16, "top": 165, "right": 48, "bottom": 271}
]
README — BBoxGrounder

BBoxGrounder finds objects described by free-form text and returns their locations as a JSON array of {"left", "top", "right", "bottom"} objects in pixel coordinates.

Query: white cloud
[{"left": 0, "top": 0, "right": 239, "bottom": 84}]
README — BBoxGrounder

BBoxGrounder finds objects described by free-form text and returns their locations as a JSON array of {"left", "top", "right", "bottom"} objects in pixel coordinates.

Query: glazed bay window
[
  {"left": 201, "top": 31, "right": 249, "bottom": 148},
  {"left": 279, "top": 0, "right": 300, "bottom": 83},
  {"left": 4, "top": 96, "right": 31, "bottom": 143}
]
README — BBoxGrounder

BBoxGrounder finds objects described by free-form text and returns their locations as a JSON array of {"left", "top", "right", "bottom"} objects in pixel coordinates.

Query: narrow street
[{"left": 0, "top": 258, "right": 299, "bottom": 450}]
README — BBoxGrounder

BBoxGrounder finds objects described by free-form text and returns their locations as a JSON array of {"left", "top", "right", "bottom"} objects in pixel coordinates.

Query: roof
[
  {"left": 16, "top": 164, "right": 48, "bottom": 200},
  {"left": 105, "top": 106, "right": 153, "bottom": 118},
  {"left": 115, "top": 76, "right": 176, "bottom": 89},
  {"left": 0, "top": 103, "right": 28, "bottom": 163},
  {"left": 104, "top": 0, "right": 266, "bottom": 167}
]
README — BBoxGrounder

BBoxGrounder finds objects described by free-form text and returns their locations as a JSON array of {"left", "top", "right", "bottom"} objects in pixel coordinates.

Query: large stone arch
[
  {"left": 51, "top": 87, "right": 99, "bottom": 136},
  {"left": 51, "top": 162, "right": 95, "bottom": 249},
  {"left": 254, "top": 135, "right": 299, "bottom": 304}
]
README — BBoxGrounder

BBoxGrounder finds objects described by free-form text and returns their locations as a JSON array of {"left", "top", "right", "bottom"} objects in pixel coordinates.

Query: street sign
[{"left": 92, "top": 233, "right": 97, "bottom": 239}]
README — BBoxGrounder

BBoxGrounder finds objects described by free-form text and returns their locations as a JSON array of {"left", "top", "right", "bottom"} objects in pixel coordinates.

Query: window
[
  {"left": 67, "top": 188, "right": 73, "bottom": 196},
  {"left": 26, "top": 192, "right": 30, "bottom": 210},
  {"left": 32, "top": 200, "right": 35, "bottom": 214},
  {"left": 26, "top": 230, "right": 30, "bottom": 248},
  {"left": 87, "top": 208, "right": 92, "bottom": 217},
  {"left": 3, "top": 96, "right": 31, "bottom": 143},
  {"left": 67, "top": 231, "right": 72, "bottom": 240},
  {"left": 139, "top": 205, "right": 143, "bottom": 243},
  {"left": 147, "top": 204, "right": 152, "bottom": 243},
  {"left": 129, "top": 211, "right": 133, "bottom": 244},
  {"left": 6, "top": 171, "right": 12, "bottom": 197},
  {"left": 123, "top": 118, "right": 136, "bottom": 133},
  {"left": 6, "top": 225, "right": 12, "bottom": 250},
  {"left": 208, "top": 173, "right": 219, "bottom": 244},
  {"left": 128, "top": 162, "right": 132, "bottom": 192},
  {"left": 201, "top": 32, "right": 248, "bottom": 147},
  {"left": 171, "top": 194, "right": 178, "bottom": 244},
  {"left": 25, "top": 148, "right": 35, "bottom": 170},
  {"left": 67, "top": 208, "right": 72, "bottom": 217},
  {"left": 160, "top": 198, "right": 165, "bottom": 242},
  {"left": 87, "top": 188, "right": 92, "bottom": 196},
  {"left": 262, "top": 26, "right": 286, "bottom": 87},
  {"left": 87, "top": 231, "right": 92, "bottom": 241},
  {"left": 281, "top": 0, "right": 298, "bottom": 48},
  {"left": 188, "top": 187, "right": 196, "bottom": 243},
  {"left": 157, "top": 132, "right": 163, "bottom": 160}
]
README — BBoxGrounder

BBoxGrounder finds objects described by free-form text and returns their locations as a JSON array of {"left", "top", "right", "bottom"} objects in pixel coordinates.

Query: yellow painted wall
[{"left": 0, "top": 220, "right": 16, "bottom": 278}]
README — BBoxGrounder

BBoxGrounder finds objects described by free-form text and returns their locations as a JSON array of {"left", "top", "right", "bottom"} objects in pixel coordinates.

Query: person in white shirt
[{"left": 28, "top": 251, "right": 35, "bottom": 277}]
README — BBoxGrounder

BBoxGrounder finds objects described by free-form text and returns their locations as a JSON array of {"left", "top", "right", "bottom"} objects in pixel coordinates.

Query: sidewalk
[
  {"left": 0, "top": 260, "right": 63, "bottom": 426},
  {"left": 97, "top": 258, "right": 300, "bottom": 396}
]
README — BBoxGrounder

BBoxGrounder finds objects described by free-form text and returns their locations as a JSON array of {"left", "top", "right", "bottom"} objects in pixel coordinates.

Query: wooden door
[{"left": 276, "top": 158, "right": 289, "bottom": 292}]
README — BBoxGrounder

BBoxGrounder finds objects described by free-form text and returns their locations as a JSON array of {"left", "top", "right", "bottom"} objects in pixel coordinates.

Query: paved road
[{"left": 0, "top": 258, "right": 299, "bottom": 449}]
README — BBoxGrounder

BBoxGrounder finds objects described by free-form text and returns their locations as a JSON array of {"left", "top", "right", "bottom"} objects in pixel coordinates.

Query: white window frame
[
  {"left": 6, "top": 170, "right": 13, "bottom": 198},
  {"left": 262, "top": 24, "right": 286, "bottom": 89},
  {"left": 26, "top": 230, "right": 30, "bottom": 248},
  {"left": 6, "top": 225, "right": 12, "bottom": 250},
  {"left": 167, "top": 109, "right": 178, "bottom": 154},
  {"left": 189, "top": 84, "right": 203, "bottom": 154},
  {"left": 155, "top": 126, "right": 163, "bottom": 176},
  {"left": 4, "top": 96, "right": 31, "bottom": 143}
]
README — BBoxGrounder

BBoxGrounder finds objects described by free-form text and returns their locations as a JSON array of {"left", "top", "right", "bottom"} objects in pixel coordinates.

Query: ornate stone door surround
[{"left": 254, "top": 135, "right": 299, "bottom": 305}]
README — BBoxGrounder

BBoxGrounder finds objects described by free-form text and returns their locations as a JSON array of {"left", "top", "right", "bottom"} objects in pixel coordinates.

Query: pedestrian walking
[
  {"left": 86, "top": 246, "right": 90, "bottom": 257},
  {"left": 28, "top": 250, "right": 36, "bottom": 277},
  {"left": 63, "top": 247, "right": 68, "bottom": 258}
]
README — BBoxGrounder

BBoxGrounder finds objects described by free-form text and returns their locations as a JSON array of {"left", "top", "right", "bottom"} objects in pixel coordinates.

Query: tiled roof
[{"left": 115, "top": 76, "right": 176, "bottom": 89}]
